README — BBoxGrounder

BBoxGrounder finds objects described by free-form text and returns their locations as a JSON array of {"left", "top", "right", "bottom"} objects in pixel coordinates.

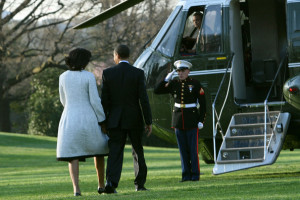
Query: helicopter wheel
[{"left": 199, "top": 138, "right": 222, "bottom": 164}]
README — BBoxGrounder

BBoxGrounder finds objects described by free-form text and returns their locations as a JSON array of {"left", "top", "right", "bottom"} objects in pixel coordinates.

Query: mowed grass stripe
[{"left": 1, "top": 132, "right": 300, "bottom": 200}]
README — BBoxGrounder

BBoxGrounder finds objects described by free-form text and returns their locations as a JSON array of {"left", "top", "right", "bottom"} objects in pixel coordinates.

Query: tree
[
  {"left": 0, "top": 0, "right": 102, "bottom": 131},
  {"left": 86, "top": 0, "right": 172, "bottom": 62},
  {"left": 0, "top": 0, "right": 173, "bottom": 133},
  {"left": 27, "top": 67, "right": 64, "bottom": 136}
]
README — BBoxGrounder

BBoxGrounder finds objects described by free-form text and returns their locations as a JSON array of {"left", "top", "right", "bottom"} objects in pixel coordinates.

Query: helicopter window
[
  {"left": 179, "top": 7, "right": 205, "bottom": 56},
  {"left": 157, "top": 9, "right": 183, "bottom": 57},
  {"left": 134, "top": 48, "right": 152, "bottom": 70},
  {"left": 198, "top": 4, "right": 223, "bottom": 54},
  {"left": 151, "top": 6, "right": 182, "bottom": 49},
  {"left": 292, "top": 4, "right": 300, "bottom": 32},
  {"left": 142, "top": 52, "right": 172, "bottom": 88}
]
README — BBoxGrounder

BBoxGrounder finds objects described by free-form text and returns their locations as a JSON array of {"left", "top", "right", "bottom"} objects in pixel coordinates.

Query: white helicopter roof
[
  {"left": 177, "top": 0, "right": 300, "bottom": 8},
  {"left": 176, "top": 0, "right": 231, "bottom": 9}
]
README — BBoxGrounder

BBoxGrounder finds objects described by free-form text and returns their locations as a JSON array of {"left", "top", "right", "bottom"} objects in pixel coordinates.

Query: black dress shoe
[
  {"left": 98, "top": 187, "right": 105, "bottom": 194},
  {"left": 136, "top": 186, "right": 148, "bottom": 191},
  {"left": 104, "top": 184, "right": 117, "bottom": 194}
]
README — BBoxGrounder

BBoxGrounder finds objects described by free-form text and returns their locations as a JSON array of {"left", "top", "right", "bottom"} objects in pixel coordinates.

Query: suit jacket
[
  {"left": 154, "top": 77, "right": 206, "bottom": 129},
  {"left": 101, "top": 62, "right": 152, "bottom": 130}
]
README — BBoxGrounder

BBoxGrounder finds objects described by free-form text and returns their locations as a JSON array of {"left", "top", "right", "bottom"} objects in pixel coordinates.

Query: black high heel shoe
[
  {"left": 74, "top": 192, "right": 81, "bottom": 196},
  {"left": 98, "top": 187, "right": 105, "bottom": 194}
]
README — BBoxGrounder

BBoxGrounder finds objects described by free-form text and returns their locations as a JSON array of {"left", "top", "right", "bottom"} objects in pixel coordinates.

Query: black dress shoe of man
[
  {"left": 104, "top": 184, "right": 117, "bottom": 194},
  {"left": 136, "top": 186, "right": 148, "bottom": 191}
]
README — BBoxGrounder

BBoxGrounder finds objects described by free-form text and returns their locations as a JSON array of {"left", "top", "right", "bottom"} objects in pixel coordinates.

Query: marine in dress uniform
[{"left": 154, "top": 60, "right": 206, "bottom": 182}]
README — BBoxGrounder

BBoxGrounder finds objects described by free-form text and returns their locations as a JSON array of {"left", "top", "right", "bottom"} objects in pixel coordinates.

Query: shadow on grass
[
  {"left": 147, "top": 165, "right": 181, "bottom": 172},
  {"left": 212, "top": 171, "right": 300, "bottom": 180},
  {"left": 0, "top": 154, "right": 58, "bottom": 168},
  {"left": 0, "top": 132, "right": 56, "bottom": 149},
  {"left": 123, "top": 146, "right": 178, "bottom": 154},
  {"left": 144, "top": 148, "right": 178, "bottom": 153},
  {"left": 240, "top": 171, "right": 300, "bottom": 179}
]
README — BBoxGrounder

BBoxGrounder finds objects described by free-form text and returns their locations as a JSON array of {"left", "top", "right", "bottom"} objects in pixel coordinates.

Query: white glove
[
  {"left": 198, "top": 122, "right": 204, "bottom": 129},
  {"left": 164, "top": 69, "right": 176, "bottom": 82}
]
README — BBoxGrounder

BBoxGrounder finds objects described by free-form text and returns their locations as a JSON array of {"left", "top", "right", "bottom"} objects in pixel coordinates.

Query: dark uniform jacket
[
  {"left": 101, "top": 62, "right": 152, "bottom": 130},
  {"left": 154, "top": 77, "right": 206, "bottom": 129}
]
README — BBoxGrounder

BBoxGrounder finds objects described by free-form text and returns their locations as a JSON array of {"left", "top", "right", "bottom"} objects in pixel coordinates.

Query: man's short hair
[
  {"left": 114, "top": 44, "right": 130, "bottom": 59},
  {"left": 193, "top": 12, "right": 202, "bottom": 18}
]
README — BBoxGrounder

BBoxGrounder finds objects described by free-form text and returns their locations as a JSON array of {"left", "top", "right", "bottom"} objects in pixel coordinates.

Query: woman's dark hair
[
  {"left": 65, "top": 48, "right": 92, "bottom": 71},
  {"left": 114, "top": 44, "right": 130, "bottom": 59}
]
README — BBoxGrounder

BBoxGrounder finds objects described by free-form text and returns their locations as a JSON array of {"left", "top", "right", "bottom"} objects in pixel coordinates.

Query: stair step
[
  {"left": 230, "top": 122, "right": 273, "bottom": 128},
  {"left": 230, "top": 123, "right": 273, "bottom": 136},
  {"left": 225, "top": 138, "right": 269, "bottom": 148},
  {"left": 221, "top": 146, "right": 264, "bottom": 151},
  {"left": 220, "top": 147, "right": 264, "bottom": 161},
  {"left": 233, "top": 111, "right": 279, "bottom": 125},
  {"left": 225, "top": 134, "right": 272, "bottom": 140},
  {"left": 233, "top": 111, "right": 280, "bottom": 116},
  {"left": 217, "top": 158, "right": 264, "bottom": 164}
]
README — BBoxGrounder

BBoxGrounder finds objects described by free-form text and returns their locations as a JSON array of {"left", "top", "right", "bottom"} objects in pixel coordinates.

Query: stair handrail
[
  {"left": 212, "top": 53, "right": 234, "bottom": 162},
  {"left": 263, "top": 52, "right": 287, "bottom": 159}
]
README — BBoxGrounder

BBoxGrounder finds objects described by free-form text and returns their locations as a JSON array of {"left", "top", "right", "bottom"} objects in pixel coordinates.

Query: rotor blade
[{"left": 73, "top": 0, "right": 144, "bottom": 29}]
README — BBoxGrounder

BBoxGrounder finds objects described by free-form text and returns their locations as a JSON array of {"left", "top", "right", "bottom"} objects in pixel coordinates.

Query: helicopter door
[
  {"left": 235, "top": 0, "right": 287, "bottom": 103},
  {"left": 229, "top": 0, "right": 247, "bottom": 102},
  {"left": 287, "top": 0, "right": 300, "bottom": 76}
]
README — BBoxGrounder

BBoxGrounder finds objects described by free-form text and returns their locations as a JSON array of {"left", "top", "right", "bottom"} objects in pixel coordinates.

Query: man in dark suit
[{"left": 101, "top": 44, "right": 152, "bottom": 193}]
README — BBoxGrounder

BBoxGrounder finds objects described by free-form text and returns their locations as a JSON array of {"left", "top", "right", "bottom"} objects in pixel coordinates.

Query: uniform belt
[{"left": 174, "top": 103, "right": 197, "bottom": 108}]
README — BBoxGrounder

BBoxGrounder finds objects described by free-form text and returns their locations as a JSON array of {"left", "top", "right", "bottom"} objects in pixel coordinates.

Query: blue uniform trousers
[{"left": 175, "top": 128, "right": 200, "bottom": 181}]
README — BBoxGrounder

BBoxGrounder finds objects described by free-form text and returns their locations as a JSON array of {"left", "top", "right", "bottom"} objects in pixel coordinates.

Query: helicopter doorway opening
[{"left": 231, "top": 0, "right": 287, "bottom": 105}]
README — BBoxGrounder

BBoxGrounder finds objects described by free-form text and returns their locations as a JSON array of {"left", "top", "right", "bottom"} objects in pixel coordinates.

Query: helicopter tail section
[{"left": 213, "top": 111, "right": 290, "bottom": 175}]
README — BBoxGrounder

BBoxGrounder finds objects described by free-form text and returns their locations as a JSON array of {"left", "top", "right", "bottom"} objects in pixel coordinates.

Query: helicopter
[{"left": 74, "top": 0, "right": 300, "bottom": 174}]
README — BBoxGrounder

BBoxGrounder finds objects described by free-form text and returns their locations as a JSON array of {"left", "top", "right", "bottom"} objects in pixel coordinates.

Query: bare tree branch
[
  {"left": 0, "top": 0, "right": 31, "bottom": 26},
  {"left": 0, "top": 0, "right": 6, "bottom": 17},
  {"left": 0, "top": 0, "right": 173, "bottom": 132},
  {"left": 3, "top": 58, "right": 67, "bottom": 94}
]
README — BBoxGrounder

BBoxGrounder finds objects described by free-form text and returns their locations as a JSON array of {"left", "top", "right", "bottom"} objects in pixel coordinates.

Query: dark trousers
[
  {"left": 175, "top": 128, "right": 200, "bottom": 181},
  {"left": 106, "top": 127, "right": 147, "bottom": 188}
]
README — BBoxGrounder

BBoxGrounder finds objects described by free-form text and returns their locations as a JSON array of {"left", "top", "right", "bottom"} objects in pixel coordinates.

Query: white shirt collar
[{"left": 119, "top": 60, "right": 129, "bottom": 64}]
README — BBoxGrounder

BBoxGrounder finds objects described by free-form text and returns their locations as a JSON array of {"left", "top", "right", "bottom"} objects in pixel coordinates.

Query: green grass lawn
[{"left": 0, "top": 132, "right": 300, "bottom": 200}]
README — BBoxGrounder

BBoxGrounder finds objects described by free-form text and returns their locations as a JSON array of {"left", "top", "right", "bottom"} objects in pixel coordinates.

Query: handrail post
[
  {"left": 262, "top": 53, "right": 286, "bottom": 160},
  {"left": 212, "top": 103, "right": 216, "bottom": 163},
  {"left": 264, "top": 100, "right": 267, "bottom": 160},
  {"left": 212, "top": 53, "right": 234, "bottom": 164}
]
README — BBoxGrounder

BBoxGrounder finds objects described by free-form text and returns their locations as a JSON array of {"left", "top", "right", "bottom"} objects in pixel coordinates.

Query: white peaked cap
[{"left": 174, "top": 60, "right": 192, "bottom": 70}]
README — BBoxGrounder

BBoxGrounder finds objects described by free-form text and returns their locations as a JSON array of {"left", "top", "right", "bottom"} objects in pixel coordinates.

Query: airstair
[
  {"left": 212, "top": 53, "right": 290, "bottom": 174},
  {"left": 213, "top": 111, "right": 290, "bottom": 174}
]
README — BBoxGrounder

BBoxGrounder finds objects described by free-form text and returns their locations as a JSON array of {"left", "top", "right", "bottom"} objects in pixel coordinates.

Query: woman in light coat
[{"left": 57, "top": 48, "right": 108, "bottom": 196}]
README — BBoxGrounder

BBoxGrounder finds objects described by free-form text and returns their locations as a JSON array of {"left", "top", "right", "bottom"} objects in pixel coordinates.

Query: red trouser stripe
[
  {"left": 197, "top": 128, "right": 200, "bottom": 176},
  {"left": 181, "top": 108, "right": 184, "bottom": 129}
]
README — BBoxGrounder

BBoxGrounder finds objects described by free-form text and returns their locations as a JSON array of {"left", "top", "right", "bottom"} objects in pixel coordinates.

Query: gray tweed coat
[{"left": 57, "top": 70, "right": 108, "bottom": 161}]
